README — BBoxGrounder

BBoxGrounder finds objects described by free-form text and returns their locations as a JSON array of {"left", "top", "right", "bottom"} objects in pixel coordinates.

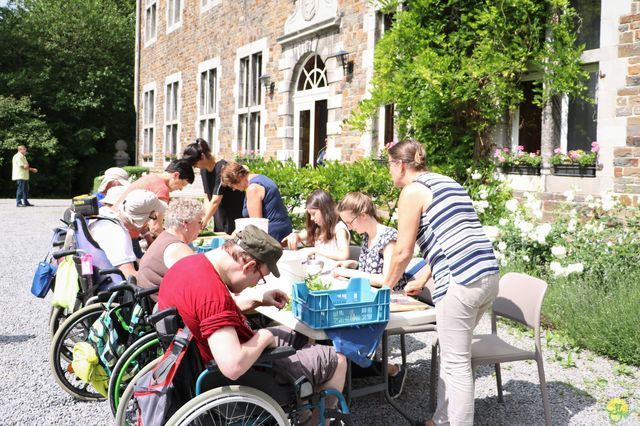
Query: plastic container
[
  {"left": 235, "top": 218, "right": 269, "bottom": 234},
  {"left": 278, "top": 251, "right": 307, "bottom": 284},
  {"left": 195, "top": 236, "right": 226, "bottom": 253},
  {"left": 291, "top": 278, "right": 390, "bottom": 329}
]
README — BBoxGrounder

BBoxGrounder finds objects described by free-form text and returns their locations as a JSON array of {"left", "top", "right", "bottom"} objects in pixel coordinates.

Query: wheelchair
[
  {"left": 49, "top": 279, "right": 158, "bottom": 401},
  {"left": 48, "top": 209, "right": 130, "bottom": 335},
  {"left": 115, "top": 309, "right": 353, "bottom": 425}
]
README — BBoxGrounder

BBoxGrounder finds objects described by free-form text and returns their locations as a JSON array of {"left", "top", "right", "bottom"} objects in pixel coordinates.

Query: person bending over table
[
  {"left": 157, "top": 225, "right": 347, "bottom": 419},
  {"left": 137, "top": 198, "right": 204, "bottom": 301},
  {"left": 382, "top": 140, "right": 500, "bottom": 426},
  {"left": 220, "top": 162, "right": 293, "bottom": 241},
  {"left": 282, "top": 189, "right": 350, "bottom": 264},
  {"left": 182, "top": 138, "right": 245, "bottom": 234}
]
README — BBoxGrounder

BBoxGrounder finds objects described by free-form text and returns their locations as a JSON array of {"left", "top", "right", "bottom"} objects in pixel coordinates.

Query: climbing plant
[{"left": 351, "top": 0, "right": 588, "bottom": 179}]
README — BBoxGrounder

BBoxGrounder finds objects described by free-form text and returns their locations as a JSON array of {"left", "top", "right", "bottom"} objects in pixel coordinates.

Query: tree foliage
[
  {"left": 0, "top": 0, "right": 135, "bottom": 196},
  {"left": 352, "top": 0, "right": 587, "bottom": 179}
]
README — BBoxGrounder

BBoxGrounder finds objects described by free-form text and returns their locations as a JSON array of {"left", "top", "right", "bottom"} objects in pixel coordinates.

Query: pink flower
[
  {"left": 503, "top": 147, "right": 510, "bottom": 153},
  {"left": 494, "top": 148, "right": 502, "bottom": 157},
  {"left": 518, "top": 151, "right": 525, "bottom": 157},
  {"left": 516, "top": 145, "right": 524, "bottom": 151},
  {"left": 568, "top": 150, "right": 578, "bottom": 159},
  {"left": 591, "top": 141, "right": 600, "bottom": 153},
  {"left": 554, "top": 148, "right": 561, "bottom": 154},
  {"left": 498, "top": 156, "right": 506, "bottom": 163}
]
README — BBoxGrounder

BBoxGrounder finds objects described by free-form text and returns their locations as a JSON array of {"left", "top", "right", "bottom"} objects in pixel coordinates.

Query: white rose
[
  {"left": 549, "top": 261, "right": 565, "bottom": 277},
  {"left": 479, "top": 189, "right": 489, "bottom": 200},
  {"left": 505, "top": 199, "right": 519, "bottom": 213},
  {"left": 567, "top": 218, "right": 577, "bottom": 233},
  {"left": 499, "top": 218, "right": 509, "bottom": 227},
  {"left": 522, "top": 254, "right": 530, "bottom": 262},
  {"left": 563, "top": 190, "right": 575, "bottom": 202},
  {"left": 498, "top": 241, "right": 507, "bottom": 251},
  {"left": 551, "top": 245, "right": 566, "bottom": 258},
  {"left": 471, "top": 171, "right": 482, "bottom": 180}
]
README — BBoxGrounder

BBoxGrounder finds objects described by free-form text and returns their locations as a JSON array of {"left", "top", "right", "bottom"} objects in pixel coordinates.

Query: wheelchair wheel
[
  {"left": 49, "top": 297, "right": 84, "bottom": 336},
  {"left": 48, "top": 303, "right": 107, "bottom": 401},
  {"left": 108, "top": 332, "right": 162, "bottom": 416},
  {"left": 166, "top": 385, "right": 288, "bottom": 426},
  {"left": 115, "top": 355, "right": 162, "bottom": 424}
]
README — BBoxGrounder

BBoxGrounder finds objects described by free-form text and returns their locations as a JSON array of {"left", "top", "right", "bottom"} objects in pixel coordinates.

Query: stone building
[{"left": 134, "top": 0, "right": 638, "bottom": 205}]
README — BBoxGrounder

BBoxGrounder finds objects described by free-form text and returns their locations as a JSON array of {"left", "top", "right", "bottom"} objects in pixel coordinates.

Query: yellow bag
[
  {"left": 71, "top": 342, "right": 108, "bottom": 397},
  {"left": 51, "top": 255, "right": 79, "bottom": 312}
]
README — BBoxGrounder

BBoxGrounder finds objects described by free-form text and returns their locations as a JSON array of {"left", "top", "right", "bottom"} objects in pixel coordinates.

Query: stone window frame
[
  {"left": 505, "top": 8, "right": 603, "bottom": 169},
  {"left": 144, "top": 0, "right": 157, "bottom": 47},
  {"left": 196, "top": 58, "right": 221, "bottom": 154},
  {"left": 166, "top": 0, "right": 183, "bottom": 34},
  {"left": 234, "top": 38, "right": 268, "bottom": 155},
  {"left": 200, "top": 0, "right": 221, "bottom": 14},
  {"left": 164, "top": 72, "right": 182, "bottom": 161},
  {"left": 141, "top": 81, "right": 156, "bottom": 164}
]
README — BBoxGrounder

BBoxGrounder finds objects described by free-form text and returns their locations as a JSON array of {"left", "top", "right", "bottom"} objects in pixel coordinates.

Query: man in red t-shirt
[{"left": 158, "top": 225, "right": 346, "bottom": 395}]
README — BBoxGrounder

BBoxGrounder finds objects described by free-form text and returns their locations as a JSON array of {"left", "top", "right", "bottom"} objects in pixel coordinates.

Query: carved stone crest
[{"left": 302, "top": 0, "right": 318, "bottom": 21}]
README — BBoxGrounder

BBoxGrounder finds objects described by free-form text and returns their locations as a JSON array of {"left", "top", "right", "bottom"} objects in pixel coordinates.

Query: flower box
[
  {"left": 553, "top": 164, "right": 596, "bottom": 177},
  {"left": 501, "top": 165, "right": 541, "bottom": 176}
]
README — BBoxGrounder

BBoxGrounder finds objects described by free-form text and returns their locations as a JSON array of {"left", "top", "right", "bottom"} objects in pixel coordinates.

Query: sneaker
[
  {"left": 388, "top": 366, "right": 407, "bottom": 399},
  {"left": 17, "top": 204, "right": 26, "bottom": 208},
  {"left": 24, "top": 202, "right": 34, "bottom": 207}
]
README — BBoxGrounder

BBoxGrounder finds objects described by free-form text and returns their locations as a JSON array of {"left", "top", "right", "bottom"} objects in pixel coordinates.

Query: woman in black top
[{"left": 182, "top": 139, "right": 245, "bottom": 234}]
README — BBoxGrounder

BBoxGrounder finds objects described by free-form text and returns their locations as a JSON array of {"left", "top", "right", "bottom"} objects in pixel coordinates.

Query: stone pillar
[{"left": 615, "top": 2, "right": 640, "bottom": 204}]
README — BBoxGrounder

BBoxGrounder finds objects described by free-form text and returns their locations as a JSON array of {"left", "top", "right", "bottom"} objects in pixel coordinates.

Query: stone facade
[
  {"left": 616, "top": 0, "right": 640, "bottom": 204},
  {"left": 135, "top": 0, "right": 388, "bottom": 173}
]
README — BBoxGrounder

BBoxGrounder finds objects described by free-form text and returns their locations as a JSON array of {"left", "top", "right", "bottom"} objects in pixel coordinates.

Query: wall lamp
[
  {"left": 259, "top": 74, "right": 275, "bottom": 96},
  {"left": 329, "top": 50, "right": 354, "bottom": 79}
]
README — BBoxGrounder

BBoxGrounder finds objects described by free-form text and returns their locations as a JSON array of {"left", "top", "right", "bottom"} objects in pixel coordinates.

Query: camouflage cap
[{"left": 235, "top": 224, "right": 282, "bottom": 277}]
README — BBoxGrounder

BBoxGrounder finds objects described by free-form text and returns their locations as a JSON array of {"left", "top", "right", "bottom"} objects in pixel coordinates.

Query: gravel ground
[{"left": 0, "top": 198, "right": 638, "bottom": 426}]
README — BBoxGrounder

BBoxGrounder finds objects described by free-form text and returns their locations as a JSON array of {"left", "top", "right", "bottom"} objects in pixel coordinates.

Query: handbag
[
  {"left": 31, "top": 260, "right": 57, "bottom": 298},
  {"left": 31, "top": 230, "right": 62, "bottom": 298},
  {"left": 51, "top": 255, "right": 80, "bottom": 311}
]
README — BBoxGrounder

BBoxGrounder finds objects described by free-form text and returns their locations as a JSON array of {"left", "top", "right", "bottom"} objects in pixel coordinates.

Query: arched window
[{"left": 297, "top": 55, "right": 327, "bottom": 91}]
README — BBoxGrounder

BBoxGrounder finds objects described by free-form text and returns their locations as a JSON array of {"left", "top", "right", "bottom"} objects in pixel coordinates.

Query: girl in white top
[{"left": 282, "top": 189, "right": 350, "bottom": 262}]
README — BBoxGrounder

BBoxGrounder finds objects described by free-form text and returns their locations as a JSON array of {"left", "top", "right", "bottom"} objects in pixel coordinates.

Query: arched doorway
[{"left": 293, "top": 54, "right": 329, "bottom": 166}]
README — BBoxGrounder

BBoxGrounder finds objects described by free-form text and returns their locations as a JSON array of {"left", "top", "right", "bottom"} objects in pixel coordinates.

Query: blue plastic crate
[
  {"left": 194, "top": 236, "right": 226, "bottom": 253},
  {"left": 291, "top": 277, "right": 390, "bottom": 329}
]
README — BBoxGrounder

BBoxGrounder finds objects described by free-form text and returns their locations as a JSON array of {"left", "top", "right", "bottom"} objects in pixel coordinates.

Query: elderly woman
[
  {"left": 220, "top": 162, "right": 292, "bottom": 241},
  {"left": 382, "top": 140, "right": 499, "bottom": 426},
  {"left": 137, "top": 198, "right": 204, "bottom": 299}
]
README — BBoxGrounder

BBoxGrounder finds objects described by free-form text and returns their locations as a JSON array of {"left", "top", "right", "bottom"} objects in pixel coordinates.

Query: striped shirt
[{"left": 413, "top": 173, "right": 498, "bottom": 302}]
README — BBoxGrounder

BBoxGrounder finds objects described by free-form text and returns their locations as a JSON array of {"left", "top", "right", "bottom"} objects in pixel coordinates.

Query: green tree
[
  {"left": 0, "top": 0, "right": 135, "bottom": 196},
  {"left": 351, "top": 0, "right": 587, "bottom": 179}
]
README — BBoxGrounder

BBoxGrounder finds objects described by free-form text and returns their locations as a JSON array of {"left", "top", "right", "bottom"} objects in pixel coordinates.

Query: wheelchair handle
[
  {"left": 147, "top": 307, "right": 178, "bottom": 326},
  {"left": 99, "top": 268, "right": 126, "bottom": 279},
  {"left": 136, "top": 287, "right": 159, "bottom": 301},
  {"left": 52, "top": 248, "right": 85, "bottom": 259}
]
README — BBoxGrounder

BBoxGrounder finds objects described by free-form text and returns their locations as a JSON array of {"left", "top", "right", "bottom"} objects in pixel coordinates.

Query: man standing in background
[{"left": 12, "top": 145, "right": 37, "bottom": 207}]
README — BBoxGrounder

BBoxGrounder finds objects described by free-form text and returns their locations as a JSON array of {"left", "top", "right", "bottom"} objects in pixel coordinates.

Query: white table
[{"left": 249, "top": 272, "right": 438, "bottom": 424}]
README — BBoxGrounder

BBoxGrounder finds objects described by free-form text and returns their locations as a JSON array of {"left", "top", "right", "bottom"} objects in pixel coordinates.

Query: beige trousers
[{"left": 433, "top": 273, "right": 500, "bottom": 426}]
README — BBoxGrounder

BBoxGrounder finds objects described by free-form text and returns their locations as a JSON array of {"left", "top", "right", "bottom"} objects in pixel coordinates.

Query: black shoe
[
  {"left": 388, "top": 366, "right": 407, "bottom": 400},
  {"left": 24, "top": 202, "right": 34, "bottom": 207}
]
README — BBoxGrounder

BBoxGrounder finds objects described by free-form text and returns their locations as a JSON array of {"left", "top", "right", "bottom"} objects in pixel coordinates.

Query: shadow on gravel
[
  {"left": 474, "top": 379, "right": 596, "bottom": 425},
  {"left": 0, "top": 334, "right": 36, "bottom": 344}
]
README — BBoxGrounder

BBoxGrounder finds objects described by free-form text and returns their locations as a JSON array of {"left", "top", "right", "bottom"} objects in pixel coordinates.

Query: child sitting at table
[
  {"left": 281, "top": 189, "right": 351, "bottom": 266},
  {"left": 334, "top": 192, "right": 432, "bottom": 295}
]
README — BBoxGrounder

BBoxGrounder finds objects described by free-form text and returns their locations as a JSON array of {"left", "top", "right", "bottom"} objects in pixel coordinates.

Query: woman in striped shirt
[{"left": 383, "top": 140, "right": 499, "bottom": 426}]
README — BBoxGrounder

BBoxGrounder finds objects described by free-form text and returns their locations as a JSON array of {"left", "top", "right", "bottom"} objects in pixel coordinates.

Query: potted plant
[
  {"left": 551, "top": 142, "right": 598, "bottom": 177},
  {"left": 142, "top": 153, "right": 153, "bottom": 162},
  {"left": 494, "top": 146, "right": 541, "bottom": 175},
  {"left": 164, "top": 153, "right": 177, "bottom": 162}
]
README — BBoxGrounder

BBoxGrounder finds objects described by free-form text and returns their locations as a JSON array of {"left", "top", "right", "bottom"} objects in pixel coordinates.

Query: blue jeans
[{"left": 16, "top": 179, "right": 29, "bottom": 205}]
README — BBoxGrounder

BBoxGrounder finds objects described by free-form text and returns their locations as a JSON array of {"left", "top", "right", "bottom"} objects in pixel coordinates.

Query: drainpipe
[{"left": 133, "top": 0, "right": 142, "bottom": 166}]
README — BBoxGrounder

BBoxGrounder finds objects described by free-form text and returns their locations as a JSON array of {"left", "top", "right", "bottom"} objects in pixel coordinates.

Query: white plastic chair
[{"left": 430, "top": 272, "right": 551, "bottom": 425}]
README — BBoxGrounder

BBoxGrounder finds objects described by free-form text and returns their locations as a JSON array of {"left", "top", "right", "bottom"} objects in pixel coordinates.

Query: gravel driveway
[{"left": 0, "top": 198, "right": 637, "bottom": 425}]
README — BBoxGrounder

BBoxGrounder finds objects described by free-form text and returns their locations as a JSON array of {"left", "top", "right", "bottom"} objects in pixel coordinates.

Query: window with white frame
[
  {"left": 166, "top": 0, "right": 182, "bottom": 33},
  {"left": 144, "top": 0, "right": 157, "bottom": 45},
  {"left": 164, "top": 75, "right": 181, "bottom": 159},
  {"left": 142, "top": 84, "right": 156, "bottom": 162},
  {"left": 198, "top": 61, "right": 219, "bottom": 150},
  {"left": 237, "top": 51, "right": 263, "bottom": 153}
]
